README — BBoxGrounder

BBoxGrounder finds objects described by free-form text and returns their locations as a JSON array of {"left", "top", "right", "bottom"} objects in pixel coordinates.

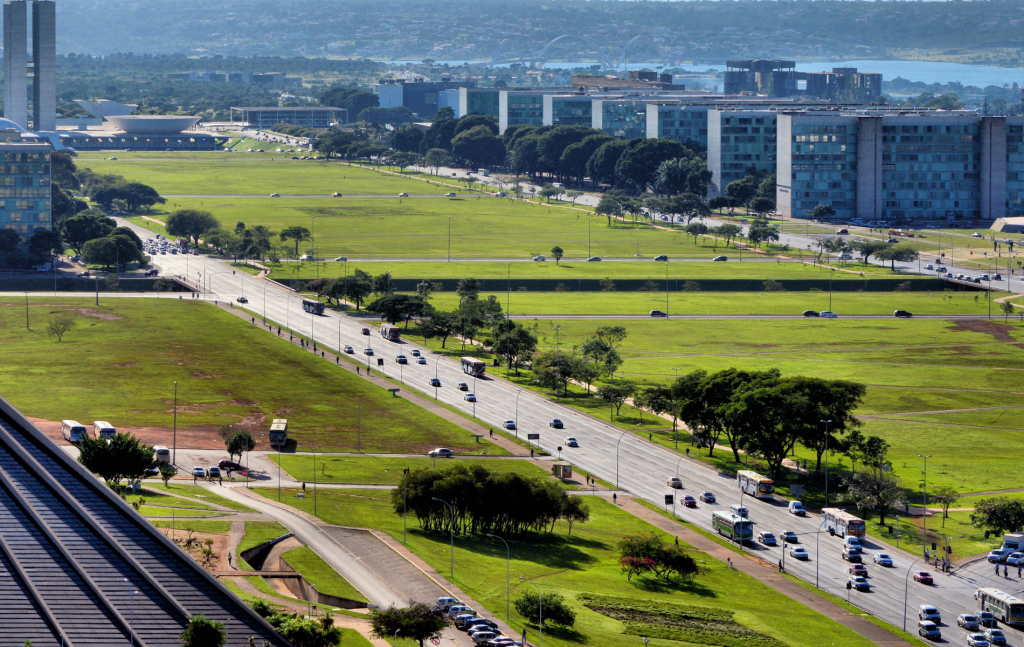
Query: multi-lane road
[{"left": 124, "top": 218, "right": 1024, "bottom": 644}]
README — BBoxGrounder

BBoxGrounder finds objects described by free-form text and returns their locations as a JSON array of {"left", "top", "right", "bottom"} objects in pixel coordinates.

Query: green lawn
[
  {"left": 150, "top": 519, "right": 233, "bottom": 534},
  {"left": 423, "top": 290, "right": 999, "bottom": 316},
  {"left": 127, "top": 486, "right": 215, "bottom": 510},
  {"left": 0, "top": 298, "right": 499, "bottom": 454},
  {"left": 270, "top": 455, "right": 558, "bottom": 485},
  {"left": 238, "top": 521, "right": 290, "bottom": 571},
  {"left": 141, "top": 482, "right": 256, "bottom": 511},
  {"left": 139, "top": 506, "right": 220, "bottom": 517},
  {"left": 281, "top": 545, "right": 369, "bottom": 602},
  {"left": 256, "top": 487, "right": 877, "bottom": 647}
]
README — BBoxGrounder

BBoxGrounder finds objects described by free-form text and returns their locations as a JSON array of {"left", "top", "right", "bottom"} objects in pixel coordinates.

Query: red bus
[
  {"left": 302, "top": 299, "right": 325, "bottom": 315},
  {"left": 461, "top": 357, "right": 486, "bottom": 377},
  {"left": 380, "top": 324, "right": 400, "bottom": 341}
]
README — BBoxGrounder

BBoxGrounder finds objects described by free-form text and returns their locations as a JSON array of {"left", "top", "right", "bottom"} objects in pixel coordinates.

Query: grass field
[
  {"left": 0, "top": 298, "right": 500, "bottom": 454},
  {"left": 423, "top": 290, "right": 1000, "bottom": 315},
  {"left": 150, "top": 519, "right": 233, "bottom": 534},
  {"left": 259, "top": 487, "right": 877, "bottom": 647},
  {"left": 141, "top": 482, "right": 256, "bottom": 511},
  {"left": 281, "top": 546, "right": 369, "bottom": 602},
  {"left": 269, "top": 455, "right": 560, "bottom": 485}
]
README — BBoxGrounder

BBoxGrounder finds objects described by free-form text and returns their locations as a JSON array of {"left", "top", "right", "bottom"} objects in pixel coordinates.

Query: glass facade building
[
  {"left": 1006, "top": 121, "right": 1024, "bottom": 216},
  {"left": 592, "top": 100, "right": 648, "bottom": 140},
  {"left": 646, "top": 104, "right": 709, "bottom": 148},
  {"left": 0, "top": 142, "right": 51, "bottom": 237},
  {"left": 544, "top": 95, "right": 593, "bottom": 127},
  {"left": 707, "top": 109, "right": 778, "bottom": 196},
  {"left": 779, "top": 115, "right": 859, "bottom": 220},
  {"left": 499, "top": 92, "right": 544, "bottom": 132}
]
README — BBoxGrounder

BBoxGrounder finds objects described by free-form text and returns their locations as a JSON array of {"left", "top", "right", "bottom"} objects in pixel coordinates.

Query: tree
[
  {"left": 875, "top": 245, "right": 919, "bottom": 270},
  {"left": 422, "top": 148, "right": 452, "bottom": 175},
  {"left": 419, "top": 310, "right": 460, "bottom": 348},
  {"left": 614, "top": 138, "right": 689, "bottom": 194},
  {"left": 723, "top": 386, "right": 795, "bottom": 480},
  {"left": 179, "top": 615, "right": 226, "bottom": 647},
  {"left": 46, "top": 314, "right": 76, "bottom": 342},
  {"left": 617, "top": 533, "right": 699, "bottom": 582},
  {"left": 166, "top": 209, "right": 219, "bottom": 245},
  {"left": 532, "top": 350, "right": 582, "bottom": 396},
  {"left": 28, "top": 229, "right": 63, "bottom": 261},
  {"left": 78, "top": 432, "right": 155, "bottom": 487},
  {"left": 725, "top": 177, "right": 759, "bottom": 213},
  {"left": 62, "top": 211, "right": 116, "bottom": 253},
  {"left": 279, "top": 226, "right": 311, "bottom": 257},
  {"left": 370, "top": 603, "right": 449, "bottom": 647},
  {"left": 750, "top": 196, "right": 775, "bottom": 217},
  {"left": 708, "top": 195, "right": 731, "bottom": 212},
  {"left": 225, "top": 431, "right": 255, "bottom": 463},
  {"left": 932, "top": 486, "right": 961, "bottom": 527},
  {"left": 456, "top": 277, "right": 481, "bottom": 301},
  {"left": 595, "top": 190, "right": 626, "bottom": 225},
  {"left": 320, "top": 86, "right": 379, "bottom": 114},
  {"left": 390, "top": 151, "right": 420, "bottom": 173},
  {"left": 852, "top": 240, "right": 889, "bottom": 265},
  {"left": 561, "top": 134, "right": 612, "bottom": 185},
  {"left": 596, "top": 380, "right": 637, "bottom": 417},
  {"left": 538, "top": 185, "right": 565, "bottom": 202},
  {"left": 562, "top": 496, "right": 590, "bottom": 535},
  {"left": 455, "top": 113, "right": 499, "bottom": 137},
  {"left": 746, "top": 220, "right": 779, "bottom": 248},
  {"left": 696, "top": 368, "right": 780, "bottom": 462},
  {"left": 346, "top": 269, "right": 374, "bottom": 310},
  {"left": 586, "top": 139, "right": 628, "bottom": 187},
  {"left": 714, "top": 223, "right": 742, "bottom": 247},
  {"left": 786, "top": 377, "right": 866, "bottom": 472},
  {"left": 357, "top": 105, "right": 414, "bottom": 125},
  {"left": 0, "top": 228, "right": 18, "bottom": 254},
  {"left": 971, "top": 497, "right": 1024, "bottom": 535},
  {"left": 451, "top": 125, "right": 505, "bottom": 168},
  {"left": 90, "top": 181, "right": 165, "bottom": 212},
  {"left": 393, "top": 125, "right": 424, "bottom": 153},
  {"left": 814, "top": 236, "right": 846, "bottom": 264},
  {"left": 685, "top": 221, "right": 709, "bottom": 245},
  {"left": 82, "top": 235, "right": 143, "bottom": 271},
  {"left": 1001, "top": 301, "right": 1015, "bottom": 322},
  {"left": 655, "top": 156, "right": 713, "bottom": 196},
  {"left": 367, "top": 294, "right": 429, "bottom": 327},
  {"left": 277, "top": 616, "right": 342, "bottom": 647},
  {"left": 844, "top": 471, "right": 905, "bottom": 524},
  {"left": 492, "top": 320, "right": 538, "bottom": 376},
  {"left": 514, "top": 591, "right": 576, "bottom": 628},
  {"left": 807, "top": 204, "right": 837, "bottom": 222},
  {"left": 564, "top": 190, "right": 584, "bottom": 205}
]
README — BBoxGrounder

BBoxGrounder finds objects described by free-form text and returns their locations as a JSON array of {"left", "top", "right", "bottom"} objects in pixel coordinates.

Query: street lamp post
[
  {"left": 514, "top": 388, "right": 523, "bottom": 439},
  {"left": 903, "top": 557, "right": 924, "bottom": 632},
  {"left": 432, "top": 497, "right": 455, "bottom": 579},
  {"left": 814, "top": 516, "right": 827, "bottom": 589},
  {"left": 519, "top": 577, "right": 542, "bottom": 647},
  {"left": 487, "top": 534, "right": 511, "bottom": 621},
  {"left": 434, "top": 356, "right": 441, "bottom": 399},
  {"left": 124, "top": 579, "right": 137, "bottom": 647},
  {"left": 615, "top": 430, "right": 628, "bottom": 488},
  {"left": 172, "top": 381, "right": 178, "bottom": 466},
  {"left": 920, "top": 454, "right": 932, "bottom": 558},
  {"left": 821, "top": 420, "right": 832, "bottom": 507},
  {"left": 665, "top": 261, "right": 669, "bottom": 315}
]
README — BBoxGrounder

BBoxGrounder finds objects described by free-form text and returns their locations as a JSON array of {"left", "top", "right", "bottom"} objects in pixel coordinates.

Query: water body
[{"left": 383, "top": 58, "right": 1024, "bottom": 88}]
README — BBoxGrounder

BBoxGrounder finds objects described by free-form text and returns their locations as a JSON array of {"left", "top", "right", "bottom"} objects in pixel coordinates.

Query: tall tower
[
  {"left": 3, "top": 0, "right": 28, "bottom": 129},
  {"left": 32, "top": 0, "right": 56, "bottom": 131}
]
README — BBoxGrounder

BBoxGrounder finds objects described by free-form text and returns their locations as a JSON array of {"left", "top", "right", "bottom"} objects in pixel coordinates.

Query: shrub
[{"left": 514, "top": 590, "right": 576, "bottom": 627}]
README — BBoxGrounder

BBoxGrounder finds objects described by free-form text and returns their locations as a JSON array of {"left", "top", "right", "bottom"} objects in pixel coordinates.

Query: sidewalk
[{"left": 618, "top": 497, "right": 914, "bottom": 647}]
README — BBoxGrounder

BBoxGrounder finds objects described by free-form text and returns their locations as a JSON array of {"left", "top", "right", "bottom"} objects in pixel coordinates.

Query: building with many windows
[
  {"left": 0, "top": 131, "right": 50, "bottom": 237},
  {"left": 707, "top": 109, "right": 778, "bottom": 196},
  {"left": 229, "top": 107, "right": 346, "bottom": 129}
]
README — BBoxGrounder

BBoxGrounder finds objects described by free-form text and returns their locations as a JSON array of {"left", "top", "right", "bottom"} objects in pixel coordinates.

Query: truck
[
  {"left": 269, "top": 419, "right": 288, "bottom": 449},
  {"left": 1002, "top": 533, "right": 1024, "bottom": 553}
]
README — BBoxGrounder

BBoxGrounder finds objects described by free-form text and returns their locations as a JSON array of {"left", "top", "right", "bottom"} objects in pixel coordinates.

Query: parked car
[
  {"left": 699, "top": 492, "right": 716, "bottom": 503},
  {"left": 565, "top": 437, "right": 579, "bottom": 447},
  {"left": 913, "top": 571, "right": 934, "bottom": 585},
  {"left": 435, "top": 597, "right": 461, "bottom": 611},
  {"left": 428, "top": 448, "right": 454, "bottom": 458},
  {"left": 503, "top": 420, "right": 516, "bottom": 430},
  {"left": 789, "top": 546, "right": 808, "bottom": 559},
  {"left": 757, "top": 531, "right": 777, "bottom": 546},
  {"left": 191, "top": 466, "right": 206, "bottom": 478},
  {"left": 894, "top": 310, "right": 913, "bottom": 318},
  {"left": 958, "top": 615, "right": 981, "bottom": 631},
  {"left": 873, "top": 553, "right": 893, "bottom": 567},
  {"left": 218, "top": 460, "right": 244, "bottom": 470},
  {"left": 713, "top": 256, "right": 728, "bottom": 261},
  {"left": 549, "top": 419, "right": 564, "bottom": 429},
  {"left": 654, "top": 255, "right": 669, "bottom": 261},
  {"left": 207, "top": 466, "right": 221, "bottom": 478},
  {"left": 667, "top": 476, "right": 683, "bottom": 489}
]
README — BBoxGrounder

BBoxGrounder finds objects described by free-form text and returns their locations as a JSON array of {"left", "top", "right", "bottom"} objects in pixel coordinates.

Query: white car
[
  {"left": 820, "top": 311, "right": 839, "bottom": 318},
  {"left": 417, "top": 357, "right": 427, "bottom": 364},
  {"left": 464, "top": 393, "right": 477, "bottom": 402},
  {"left": 191, "top": 466, "right": 205, "bottom": 478},
  {"left": 758, "top": 531, "right": 777, "bottom": 546},
  {"left": 565, "top": 437, "right": 579, "bottom": 447},
  {"left": 398, "top": 192, "right": 409, "bottom": 197},
  {"left": 789, "top": 546, "right": 809, "bottom": 559},
  {"left": 411, "top": 349, "right": 421, "bottom": 357},
  {"left": 445, "top": 192, "right": 457, "bottom": 197},
  {"left": 343, "top": 345, "right": 354, "bottom": 354},
  {"left": 973, "top": 233, "right": 984, "bottom": 238},
  {"left": 1006, "top": 552, "right": 1024, "bottom": 566},
  {"left": 428, "top": 448, "right": 454, "bottom": 458},
  {"left": 873, "top": 553, "right": 893, "bottom": 567},
  {"left": 502, "top": 420, "right": 516, "bottom": 430}
]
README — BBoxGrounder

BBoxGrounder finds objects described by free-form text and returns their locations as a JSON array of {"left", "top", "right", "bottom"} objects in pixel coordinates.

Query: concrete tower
[
  {"left": 3, "top": 0, "right": 28, "bottom": 129},
  {"left": 32, "top": 0, "right": 56, "bottom": 131}
]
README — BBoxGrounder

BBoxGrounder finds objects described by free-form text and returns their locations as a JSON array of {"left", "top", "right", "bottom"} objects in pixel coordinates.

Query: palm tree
[{"left": 179, "top": 615, "right": 226, "bottom": 647}]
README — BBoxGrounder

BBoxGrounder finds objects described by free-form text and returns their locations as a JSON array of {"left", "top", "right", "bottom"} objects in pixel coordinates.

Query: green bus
[{"left": 712, "top": 511, "right": 753, "bottom": 543}]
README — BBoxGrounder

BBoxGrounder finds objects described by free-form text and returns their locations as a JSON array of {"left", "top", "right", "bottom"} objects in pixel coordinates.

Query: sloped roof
[{"left": 0, "top": 396, "right": 288, "bottom": 647}]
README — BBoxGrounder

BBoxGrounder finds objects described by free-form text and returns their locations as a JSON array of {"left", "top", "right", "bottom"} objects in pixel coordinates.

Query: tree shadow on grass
[
  {"left": 526, "top": 623, "right": 588, "bottom": 644},
  {"left": 456, "top": 532, "right": 604, "bottom": 571},
  {"left": 628, "top": 575, "right": 718, "bottom": 598}
]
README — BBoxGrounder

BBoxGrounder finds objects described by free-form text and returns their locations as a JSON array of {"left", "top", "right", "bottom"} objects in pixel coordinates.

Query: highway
[{"left": 128, "top": 219, "right": 1024, "bottom": 645}]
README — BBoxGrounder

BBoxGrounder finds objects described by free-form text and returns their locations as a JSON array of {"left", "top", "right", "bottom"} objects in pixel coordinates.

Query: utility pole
[
  {"left": 172, "top": 382, "right": 178, "bottom": 466},
  {"left": 920, "top": 454, "right": 932, "bottom": 558}
]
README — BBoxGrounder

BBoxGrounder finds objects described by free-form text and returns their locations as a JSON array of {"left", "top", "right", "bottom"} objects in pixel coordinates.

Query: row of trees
[
  {"left": 77, "top": 167, "right": 165, "bottom": 212},
  {"left": 392, "top": 463, "right": 590, "bottom": 536}
]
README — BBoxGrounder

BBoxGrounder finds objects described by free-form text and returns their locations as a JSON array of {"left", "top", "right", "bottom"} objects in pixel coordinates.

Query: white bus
[
  {"left": 822, "top": 508, "right": 867, "bottom": 538},
  {"left": 93, "top": 421, "right": 116, "bottom": 440},
  {"left": 153, "top": 446, "right": 171, "bottom": 463},
  {"left": 712, "top": 511, "right": 753, "bottom": 543},
  {"left": 737, "top": 470, "right": 775, "bottom": 499},
  {"left": 269, "top": 418, "right": 289, "bottom": 448},
  {"left": 461, "top": 357, "right": 486, "bottom": 377},
  {"left": 976, "top": 588, "right": 1024, "bottom": 626},
  {"left": 61, "top": 420, "right": 88, "bottom": 444}
]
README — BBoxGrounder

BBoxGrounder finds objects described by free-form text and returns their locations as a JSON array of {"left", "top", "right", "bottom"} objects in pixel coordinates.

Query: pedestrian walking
[
  {"left": 925, "top": 549, "right": 930, "bottom": 561},
  {"left": 613, "top": 493, "right": 617, "bottom": 504},
  {"left": 778, "top": 560, "right": 783, "bottom": 572},
  {"left": 302, "top": 482, "right": 306, "bottom": 492},
  {"left": 1005, "top": 565, "right": 1009, "bottom": 578},
  {"left": 530, "top": 448, "right": 534, "bottom": 458},
  {"left": 1018, "top": 564, "right": 1021, "bottom": 578},
  {"left": 997, "top": 563, "right": 1001, "bottom": 576}
]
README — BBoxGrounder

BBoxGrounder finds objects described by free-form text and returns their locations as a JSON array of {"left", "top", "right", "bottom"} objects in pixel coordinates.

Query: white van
[
  {"left": 154, "top": 446, "right": 171, "bottom": 463},
  {"left": 730, "top": 504, "right": 749, "bottom": 518},
  {"left": 93, "top": 421, "right": 116, "bottom": 440},
  {"left": 61, "top": 420, "right": 88, "bottom": 443},
  {"left": 789, "top": 501, "right": 806, "bottom": 516},
  {"left": 844, "top": 536, "right": 863, "bottom": 553}
]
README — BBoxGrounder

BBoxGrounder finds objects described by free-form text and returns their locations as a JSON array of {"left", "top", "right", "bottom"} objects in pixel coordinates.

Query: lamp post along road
[
  {"left": 920, "top": 454, "right": 931, "bottom": 557},
  {"left": 519, "top": 577, "right": 542, "bottom": 647},
  {"left": 432, "top": 497, "right": 455, "bottom": 579},
  {"left": 487, "top": 534, "right": 511, "bottom": 621},
  {"left": 822, "top": 420, "right": 832, "bottom": 507}
]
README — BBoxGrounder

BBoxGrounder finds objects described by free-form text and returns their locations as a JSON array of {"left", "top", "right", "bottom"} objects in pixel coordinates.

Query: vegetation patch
[{"left": 577, "top": 593, "right": 787, "bottom": 647}]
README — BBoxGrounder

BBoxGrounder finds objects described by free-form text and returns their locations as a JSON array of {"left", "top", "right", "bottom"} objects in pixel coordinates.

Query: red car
[
  {"left": 218, "top": 460, "right": 244, "bottom": 470},
  {"left": 682, "top": 495, "right": 697, "bottom": 508},
  {"left": 361, "top": 328, "right": 370, "bottom": 335},
  {"left": 913, "top": 571, "right": 934, "bottom": 585},
  {"left": 848, "top": 564, "right": 868, "bottom": 577}
]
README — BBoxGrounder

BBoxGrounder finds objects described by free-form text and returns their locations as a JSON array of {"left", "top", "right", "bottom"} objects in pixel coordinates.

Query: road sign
[
  {"left": 376, "top": 358, "right": 384, "bottom": 366},
  {"left": 527, "top": 433, "right": 540, "bottom": 440},
  {"left": 664, "top": 494, "right": 674, "bottom": 505}
]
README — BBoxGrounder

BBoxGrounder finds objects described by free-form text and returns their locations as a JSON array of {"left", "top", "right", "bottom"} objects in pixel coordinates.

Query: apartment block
[
  {"left": 707, "top": 109, "right": 778, "bottom": 197},
  {"left": 0, "top": 139, "right": 52, "bottom": 236}
]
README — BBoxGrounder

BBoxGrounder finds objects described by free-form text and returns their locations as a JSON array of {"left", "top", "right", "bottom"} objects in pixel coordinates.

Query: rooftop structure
[
  {"left": 229, "top": 107, "right": 346, "bottom": 129},
  {"left": 373, "top": 78, "right": 477, "bottom": 118},
  {"left": 0, "top": 395, "right": 288, "bottom": 646},
  {"left": 104, "top": 115, "right": 201, "bottom": 135},
  {"left": 73, "top": 99, "right": 139, "bottom": 118},
  {"left": 3, "top": 1, "right": 55, "bottom": 131}
]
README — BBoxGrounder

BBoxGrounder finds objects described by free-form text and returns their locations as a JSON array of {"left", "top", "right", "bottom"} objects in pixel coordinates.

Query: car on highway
[
  {"left": 191, "top": 466, "right": 205, "bottom": 478},
  {"left": 973, "top": 232, "right": 984, "bottom": 239},
  {"left": 218, "top": 460, "right": 244, "bottom": 470},
  {"left": 532, "top": 255, "right": 546, "bottom": 262},
  {"left": 945, "top": 272, "right": 954, "bottom": 278},
  {"left": 757, "top": 531, "right": 777, "bottom": 546},
  {"left": 417, "top": 357, "right": 427, "bottom": 364},
  {"left": 667, "top": 476, "right": 683, "bottom": 489},
  {"left": 428, "top": 448, "right": 454, "bottom": 458},
  {"left": 650, "top": 310, "right": 667, "bottom": 317},
  {"left": 849, "top": 576, "right": 870, "bottom": 591},
  {"left": 332, "top": 193, "right": 342, "bottom": 197},
  {"left": 464, "top": 393, "right": 477, "bottom": 402},
  {"left": 917, "top": 621, "right": 941, "bottom": 640},
  {"left": 841, "top": 549, "right": 862, "bottom": 563},
  {"left": 565, "top": 437, "right": 579, "bottom": 447},
  {"left": 873, "top": 553, "right": 893, "bottom": 567},
  {"left": 958, "top": 615, "right": 981, "bottom": 631},
  {"left": 780, "top": 531, "right": 799, "bottom": 543},
  {"left": 894, "top": 310, "right": 913, "bottom": 318},
  {"left": 699, "top": 492, "right": 716, "bottom": 503},
  {"left": 981, "top": 274, "right": 991, "bottom": 281},
  {"left": 919, "top": 605, "right": 941, "bottom": 622},
  {"left": 848, "top": 563, "right": 867, "bottom": 577},
  {"left": 936, "top": 266, "right": 947, "bottom": 272},
  {"left": 586, "top": 256, "right": 602, "bottom": 262},
  {"left": 549, "top": 419, "right": 564, "bottom": 429},
  {"left": 361, "top": 328, "right": 370, "bottom": 335},
  {"left": 913, "top": 571, "right": 934, "bottom": 584},
  {"left": 430, "top": 378, "right": 441, "bottom": 387},
  {"left": 994, "top": 273, "right": 1003, "bottom": 280},
  {"left": 344, "top": 345, "right": 354, "bottom": 354},
  {"left": 925, "top": 264, "right": 934, "bottom": 270},
  {"left": 398, "top": 192, "right": 409, "bottom": 197},
  {"left": 788, "top": 501, "right": 806, "bottom": 515},
  {"left": 396, "top": 355, "right": 408, "bottom": 364},
  {"left": 967, "top": 634, "right": 990, "bottom": 647},
  {"left": 654, "top": 255, "right": 669, "bottom": 261},
  {"left": 713, "top": 256, "right": 728, "bottom": 261},
  {"left": 977, "top": 612, "right": 997, "bottom": 628},
  {"left": 270, "top": 193, "right": 280, "bottom": 197},
  {"left": 680, "top": 495, "right": 696, "bottom": 507},
  {"left": 335, "top": 256, "right": 348, "bottom": 261},
  {"left": 789, "top": 546, "right": 808, "bottom": 560},
  {"left": 363, "top": 348, "right": 374, "bottom": 356},
  {"left": 820, "top": 311, "right": 839, "bottom": 318},
  {"left": 457, "top": 382, "right": 469, "bottom": 391},
  {"left": 503, "top": 420, "right": 516, "bottom": 430},
  {"left": 411, "top": 349, "right": 421, "bottom": 357},
  {"left": 235, "top": 296, "right": 249, "bottom": 304},
  {"left": 988, "top": 549, "right": 1010, "bottom": 563},
  {"left": 843, "top": 536, "right": 863, "bottom": 553},
  {"left": 444, "top": 192, "right": 457, "bottom": 197},
  {"left": 1006, "top": 552, "right": 1024, "bottom": 566},
  {"left": 802, "top": 310, "right": 819, "bottom": 317},
  {"left": 77, "top": 271, "right": 91, "bottom": 277},
  {"left": 985, "top": 628, "right": 1007, "bottom": 645}
]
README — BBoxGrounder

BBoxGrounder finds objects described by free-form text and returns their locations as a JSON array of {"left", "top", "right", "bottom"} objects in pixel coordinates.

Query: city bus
[
  {"left": 461, "top": 357, "right": 486, "bottom": 377},
  {"left": 269, "top": 419, "right": 289, "bottom": 449},
  {"left": 737, "top": 470, "right": 775, "bottom": 499},
  {"left": 380, "top": 324, "right": 401, "bottom": 341},
  {"left": 976, "top": 588, "right": 1024, "bottom": 626},
  {"left": 302, "top": 299, "right": 325, "bottom": 315},
  {"left": 822, "top": 508, "right": 867, "bottom": 538},
  {"left": 712, "top": 511, "right": 753, "bottom": 544}
]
